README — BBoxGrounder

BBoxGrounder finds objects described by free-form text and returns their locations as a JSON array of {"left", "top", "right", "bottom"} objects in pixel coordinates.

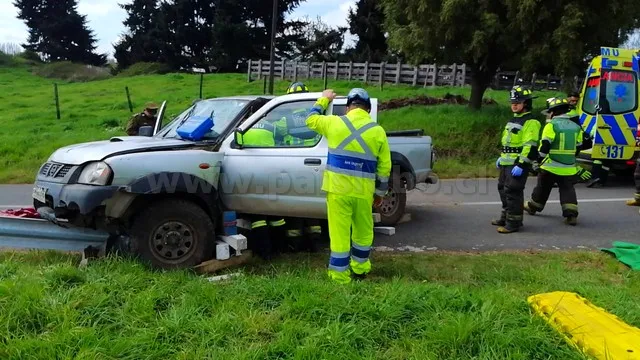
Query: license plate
[{"left": 32, "top": 186, "right": 47, "bottom": 203}]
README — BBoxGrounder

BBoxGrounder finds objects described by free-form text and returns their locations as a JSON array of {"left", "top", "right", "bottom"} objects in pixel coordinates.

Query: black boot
[{"left": 491, "top": 211, "right": 506, "bottom": 226}]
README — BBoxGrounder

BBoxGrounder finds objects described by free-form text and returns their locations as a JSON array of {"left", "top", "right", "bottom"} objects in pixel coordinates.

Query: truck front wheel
[{"left": 129, "top": 198, "right": 215, "bottom": 269}]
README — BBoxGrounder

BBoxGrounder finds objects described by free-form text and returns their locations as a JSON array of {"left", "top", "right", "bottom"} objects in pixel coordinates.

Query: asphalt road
[{"left": 1, "top": 177, "right": 638, "bottom": 252}]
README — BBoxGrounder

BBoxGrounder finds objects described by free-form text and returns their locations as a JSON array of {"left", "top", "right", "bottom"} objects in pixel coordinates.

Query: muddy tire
[
  {"left": 377, "top": 172, "right": 407, "bottom": 226},
  {"left": 129, "top": 199, "right": 215, "bottom": 270}
]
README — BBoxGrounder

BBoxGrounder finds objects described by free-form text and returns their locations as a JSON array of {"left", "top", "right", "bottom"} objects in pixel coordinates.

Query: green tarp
[{"left": 601, "top": 241, "right": 640, "bottom": 270}]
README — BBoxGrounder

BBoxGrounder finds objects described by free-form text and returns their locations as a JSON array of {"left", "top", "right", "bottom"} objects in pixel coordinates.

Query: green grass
[
  {"left": 0, "top": 62, "right": 564, "bottom": 183},
  {"left": 0, "top": 249, "right": 638, "bottom": 359}
]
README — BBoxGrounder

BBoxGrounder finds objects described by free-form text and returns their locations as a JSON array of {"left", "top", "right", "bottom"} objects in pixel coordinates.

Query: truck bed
[{"left": 386, "top": 129, "right": 424, "bottom": 137}]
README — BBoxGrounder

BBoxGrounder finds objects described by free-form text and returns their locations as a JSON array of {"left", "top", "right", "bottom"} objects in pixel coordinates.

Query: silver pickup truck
[{"left": 32, "top": 92, "right": 437, "bottom": 269}]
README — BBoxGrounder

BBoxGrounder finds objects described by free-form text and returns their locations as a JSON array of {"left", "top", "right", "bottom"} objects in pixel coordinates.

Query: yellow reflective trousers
[{"left": 327, "top": 192, "right": 374, "bottom": 284}]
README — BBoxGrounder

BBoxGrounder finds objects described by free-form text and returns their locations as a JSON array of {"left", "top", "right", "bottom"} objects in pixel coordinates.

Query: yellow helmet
[{"left": 286, "top": 82, "right": 309, "bottom": 94}]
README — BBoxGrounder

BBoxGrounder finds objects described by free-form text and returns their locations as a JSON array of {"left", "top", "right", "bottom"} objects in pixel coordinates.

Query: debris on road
[
  {"left": 0, "top": 207, "right": 40, "bottom": 219},
  {"left": 206, "top": 272, "right": 243, "bottom": 282},
  {"left": 379, "top": 93, "right": 498, "bottom": 111}
]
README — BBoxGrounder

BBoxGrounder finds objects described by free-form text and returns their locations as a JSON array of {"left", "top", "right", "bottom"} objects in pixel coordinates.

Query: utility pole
[{"left": 267, "top": 0, "right": 278, "bottom": 95}]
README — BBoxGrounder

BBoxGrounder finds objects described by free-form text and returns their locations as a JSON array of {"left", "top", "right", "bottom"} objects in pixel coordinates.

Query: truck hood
[{"left": 49, "top": 136, "right": 195, "bottom": 165}]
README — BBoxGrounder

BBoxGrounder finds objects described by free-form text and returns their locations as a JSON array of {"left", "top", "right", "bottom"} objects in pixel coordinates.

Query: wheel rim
[
  {"left": 150, "top": 221, "right": 197, "bottom": 263},
  {"left": 380, "top": 189, "right": 399, "bottom": 216}
]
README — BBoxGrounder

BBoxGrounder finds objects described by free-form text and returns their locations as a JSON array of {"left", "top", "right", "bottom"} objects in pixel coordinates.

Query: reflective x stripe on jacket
[
  {"left": 306, "top": 98, "right": 392, "bottom": 199},
  {"left": 327, "top": 116, "right": 388, "bottom": 196}
]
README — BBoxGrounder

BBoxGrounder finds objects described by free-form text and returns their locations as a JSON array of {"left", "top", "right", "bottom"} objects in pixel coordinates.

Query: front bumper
[{"left": 33, "top": 180, "right": 119, "bottom": 217}]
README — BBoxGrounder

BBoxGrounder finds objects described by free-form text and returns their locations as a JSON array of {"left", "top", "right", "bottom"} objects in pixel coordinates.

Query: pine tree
[
  {"left": 113, "top": 0, "right": 166, "bottom": 69},
  {"left": 13, "top": 0, "right": 107, "bottom": 66},
  {"left": 348, "top": 0, "right": 388, "bottom": 62}
]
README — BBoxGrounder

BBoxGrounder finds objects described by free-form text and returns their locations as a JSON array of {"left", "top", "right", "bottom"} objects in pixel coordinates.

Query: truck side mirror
[
  {"left": 234, "top": 128, "right": 244, "bottom": 149},
  {"left": 138, "top": 126, "right": 153, "bottom": 137}
]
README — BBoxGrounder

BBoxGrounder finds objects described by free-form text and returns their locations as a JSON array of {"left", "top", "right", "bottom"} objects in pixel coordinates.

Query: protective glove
[
  {"left": 495, "top": 158, "right": 501, "bottom": 169},
  {"left": 531, "top": 161, "right": 540, "bottom": 174},
  {"left": 511, "top": 165, "right": 524, "bottom": 177},
  {"left": 577, "top": 168, "right": 592, "bottom": 181}
]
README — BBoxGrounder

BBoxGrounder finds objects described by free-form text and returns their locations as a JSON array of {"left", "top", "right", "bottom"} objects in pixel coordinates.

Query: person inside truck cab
[
  {"left": 273, "top": 82, "right": 322, "bottom": 147},
  {"left": 125, "top": 102, "right": 159, "bottom": 136}
]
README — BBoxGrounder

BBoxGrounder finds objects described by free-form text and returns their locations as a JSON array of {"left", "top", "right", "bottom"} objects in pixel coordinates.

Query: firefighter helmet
[
  {"left": 286, "top": 82, "right": 309, "bottom": 94},
  {"left": 509, "top": 86, "right": 535, "bottom": 103},
  {"left": 541, "top": 97, "right": 570, "bottom": 116}
]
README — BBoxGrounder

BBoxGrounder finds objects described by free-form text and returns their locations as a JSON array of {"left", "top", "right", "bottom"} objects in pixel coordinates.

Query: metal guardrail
[{"left": 0, "top": 216, "right": 109, "bottom": 252}]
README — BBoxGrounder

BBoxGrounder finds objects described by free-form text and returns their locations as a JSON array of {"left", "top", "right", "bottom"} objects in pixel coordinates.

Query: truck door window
[{"left": 243, "top": 100, "right": 322, "bottom": 147}]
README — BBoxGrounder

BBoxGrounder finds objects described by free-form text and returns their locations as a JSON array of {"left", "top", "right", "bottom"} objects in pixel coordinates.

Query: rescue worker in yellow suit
[
  {"left": 523, "top": 97, "right": 592, "bottom": 225},
  {"left": 306, "top": 88, "right": 391, "bottom": 284},
  {"left": 492, "top": 86, "right": 541, "bottom": 233},
  {"left": 273, "top": 82, "right": 324, "bottom": 252},
  {"left": 240, "top": 106, "right": 287, "bottom": 259},
  {"left": 624, "top": 163, "right": 640, "bottom": 209}
]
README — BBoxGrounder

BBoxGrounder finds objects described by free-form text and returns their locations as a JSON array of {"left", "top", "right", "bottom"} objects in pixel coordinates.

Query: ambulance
[{"left": 577, "top": 46, "right": 640, "bottom": 176}]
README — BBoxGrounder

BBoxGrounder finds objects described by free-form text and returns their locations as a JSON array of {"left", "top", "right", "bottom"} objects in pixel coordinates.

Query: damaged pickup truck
[{"left": 32, "top": 92, "right": 437, "bottom": 269}]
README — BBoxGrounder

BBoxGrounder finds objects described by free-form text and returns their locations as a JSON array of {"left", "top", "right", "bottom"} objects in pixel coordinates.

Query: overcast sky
[{"left": 0, "top": 0, "right": 357, "bottom": 59}]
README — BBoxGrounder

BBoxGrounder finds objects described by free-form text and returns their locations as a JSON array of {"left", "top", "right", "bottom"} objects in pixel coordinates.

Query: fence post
[
  {"left": 395, "top": 61, "right": 401, "bottom": 84},
  {"left": 423, "top": 66, "right": 429, "bottom": 88},
  {"left": 412, "top": 65, "right": 418, "bottom": 86},
  {"left": 53, "top": 83, "right": 61, "bottom": 120},
  {"left": 335, "top": 61, "right": 339, "bottom": 80},
  {"left": 546, "top": 74, "right": 551, "bottom": 89},
  {"left": 199, "top": 73, "right": 204, "bottom": 99},
  {"left": 348, "top": 61, "right": 353, "bottom": 81},
  {"left": 531, "top": 73, "right": 537, "bottom": 89},
  {"left": 307, "top": 61, "right": 312, "bottom": 80},
  {"left": 451, "top": 63, "right": 457, "bottom": 86},
  {"left": 432, "top": 64, "right": 438, "bottom": 87},
  {"left": 257, "top": 59, "right": 262, "bottom": 80},
  {"left": 364, "top": 61, "right": 369, "bottom": 83},
  {"left": 380, "top": 62, "right": 386, "bottom": 90},
  {"left": 247, "top": 60, "right": 252, "bottom": 82},
  {"left": 125, "top": 86, "right": 133, "bottom": 112},
  {"left": 281, "top": 59, "right": 286, "bottom": 80},
  {"left": 293, "top": 61, "right": 298, "bottom": 82},
  {"left": 323, "top": 61, "right": 328, "bottom": 89},
  {"left": 460, "top": 64, "right": 466, "bottom": 86}
]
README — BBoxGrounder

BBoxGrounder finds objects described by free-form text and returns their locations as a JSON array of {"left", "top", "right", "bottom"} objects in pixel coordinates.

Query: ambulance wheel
[
  {"left": 129, "top": 198, "right": 215, "bottom": 270},
  {"left": 378, "top": 172, "right": 406, "bottom": 226}
]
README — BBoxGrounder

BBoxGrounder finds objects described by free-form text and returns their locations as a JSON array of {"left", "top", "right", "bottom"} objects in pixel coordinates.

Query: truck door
[
  {"left": 220, "top": 99, "right": 327, "bottom": 219},
  {"left": 589, "top": 55, "right": 639, "bottom": 160}
]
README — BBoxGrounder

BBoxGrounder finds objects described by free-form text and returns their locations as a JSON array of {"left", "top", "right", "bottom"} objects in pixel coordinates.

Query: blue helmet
[{"left": 347, "top": 88, "right": 371, "bottom": 109}]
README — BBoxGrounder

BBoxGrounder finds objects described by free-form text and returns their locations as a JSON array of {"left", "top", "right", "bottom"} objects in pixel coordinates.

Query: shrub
[
  {"left": 117, "top": 62, "right": 173, "bottom": 77},
  {"left": 33, "top": 61, "right": 112, "bottom": 82}
]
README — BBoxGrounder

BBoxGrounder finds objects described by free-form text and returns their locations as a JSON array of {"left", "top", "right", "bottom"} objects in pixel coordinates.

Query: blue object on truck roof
[{"left": 177, "top": 115, "right": 214, "bottom": 141}]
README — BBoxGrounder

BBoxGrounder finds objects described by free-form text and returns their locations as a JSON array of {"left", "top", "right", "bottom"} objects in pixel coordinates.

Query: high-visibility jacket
[
  {"left": 306, "top": 97, "right": 392, "bottom": 199},
  {"left": 538, "top": 114, "right": 584, "bottom": 176},
  {"left": 242, "top": 121, "right": 275, "bottom": 146},
  {"left": 273, "top": 108, "right": 320, "bottom": 146},
  {"left": 499, "top": 111, "right": 541, "bottom": 167}
]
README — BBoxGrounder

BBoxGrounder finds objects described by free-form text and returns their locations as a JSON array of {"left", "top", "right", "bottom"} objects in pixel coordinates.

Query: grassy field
[
  {"left": 0, "top": 249, "right": 638, "bottom": 359},
  {"left": 0, "top": 61, "right": 564, "bottom": 183}
]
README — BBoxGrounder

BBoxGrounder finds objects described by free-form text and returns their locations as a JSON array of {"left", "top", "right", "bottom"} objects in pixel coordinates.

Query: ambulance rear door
[{"left": 587, "top": 47, "right": 639, "bottom": 161}]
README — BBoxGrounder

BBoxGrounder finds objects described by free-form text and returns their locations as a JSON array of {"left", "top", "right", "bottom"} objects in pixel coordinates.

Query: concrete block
[
  {"left": 215, "top": 241, "right": 230, "bottom": 260},
  {"left": 372, "top": 213, "right": 381, "bottom": 223},
  {"left": 219, "top": 234, "right": 248, "bottom": 252},
  {"left": 374, "top": 226, "right": 395, "bottom": 236},
  {"left": 236, "top": 218, "right": 252, "bottom": 230}
]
